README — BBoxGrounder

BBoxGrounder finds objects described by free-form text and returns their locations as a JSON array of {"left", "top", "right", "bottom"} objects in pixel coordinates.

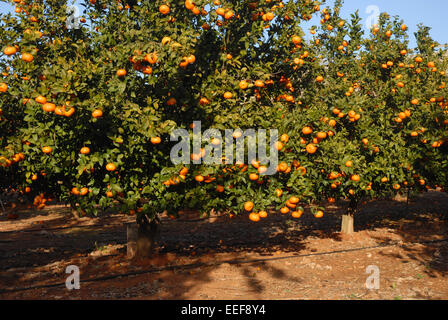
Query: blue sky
[
  {"left": 321, "top": 0, "right": 448, "bottom": 47},
  {"left": 1, "top": 0, "right": 446, "bottom": 48}
]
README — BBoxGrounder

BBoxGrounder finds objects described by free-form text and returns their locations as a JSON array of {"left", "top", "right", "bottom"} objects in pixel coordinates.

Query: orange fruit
[
  {"left": 302, "top": 126, "right": 313, "bottom": 135},
  {"left": 54, "top": 107, "right": 64, "bottom": 116},
  {"left": 280, "top": 134, "right": 289, "bottom": 143},
  {"left": 80, "top": 187, "right": 89, "bottom": 196},
  {"left": 275, "top": 188, "right": 283, "bottom": 197},
  {"left": 116, "top": 69, "right": 127, "bottom": 77},
  {"left": 80, "top": 147, "right": 90, "bottom": 155},
  {"left": 223, "top": 91, "right": 233, "bottom": 99},
  {"left": 258, "top": 211, "right": 268, "bottom": 218},
  {"left": 291, "top": 35, "right": 302, "bottom": 45},
  {"left": 239, "top": 80, "right": 248, "bottom": 89},
  {"left": 185, "top": 0, "right": 195, "bottom": 10},
  {"left": 4, "top": 46, "right": 17, "bottom": 56},
  {"left": 144, "top": 52, "right": 158, "bottom": 64},
  {"left": 0, "top": 83, "right": 8, "bottom": 92},
  {"left": 150, "top": 137, "right": 161, "bottom": 144},
  {"left": 306, "top": 143, "right": 317, "bottom": 154},
  {"left": 21, "top": 53, "right": 34, "bottom": 62},
  {"left": 216, "top": 7, "right": 225, "bottom": 16},
  {"left": 42, "top": 103, "right": 56, "bottom": 112},
  {"left": 199, "top": 97, "right": 210, "bottom": 105},
  {"left": 280, "top": 207, "right": 290, "bottom": 214},
  {"left": 187, "top": 54, "right": 196, "bottom": 64},
  {"left": 35, "top": 95, "right": 47, "bottom": 104},
  {"left": 249, "top": 212, "right": 260, "bottom": 222},
  {"left": 64, "top": 107, "right": 75, "bottom": 117},
  {"left": 415, "top": 56, "right": 423, "bottom": 63},
  {"left": 244, "top": 201, "right": 254, "bottom": 212},
  {"left": 106, "top": 163, "right": 116, "bottom": 171},
  {"left": 286, "top": 200, "right": 297, "bottom": 209},
  {"left": 249, "top": 173, "right": 259, "bottom": 181},
  {"left": 411, "top": 99, "right": 419, "bottom": 105},
  {"left": 345, "top": 160, "right": 353, "bottom": 167},
  {"left": 316, "top": 75, "right": 324, "bottom": 82},
  {"left": 251, "top": 159, "right": 260, "bottom": 169},
  {"left": 167, "top": 97, "right": 177, "bottom": 106},
  {"left": 351, "top": 174, "right": 360, "bottom": 182},
  {"left": 316, "top": 132, "right": 327, "bottom": 139},
  {"left": 161, "top": 36, "right": 171, "bottom": 45},
  {"left": 274, "top": 141, "right": 284, "bottom": 151},
  {"left": 142, "top": 66, "right": 153, "bottom": 74},
  {"left": 258, "top": 166, "right": 267, "bottom": 174},
  {"left": 159, "top": 4, "right": 170, "bottom": 15},
  {"left": 71, "top": 187, "right": 80, "bottom": 195},
  {"left": 315, "top": 210, "right": 324, "bottom": 218},
  {"left": 254, "top": 80, "right": 264, "bottom": 87},
  {"left": 398, "top": 112, "right": 407, "bottom": 120},
  {"left": 179, "top": 167, "right": 189, "bottom": 176},
  {"left": 224, "top": 10, "right": 234, "bottom": 20},
  {"left": 42, "top": 146, "right": 52, "bottom": 154},
  {"left": 195, "top": 175, "right": 204, "bottom": 182},
  {"left": 216, "top": 185, "right": 224, "bottom": 193},
  {"left": 292, "top": 210, "right": 303, "bottom": 218},
  {"left": 92, "top": 109, "right": 103, "bottom": 118},
  {"left": 289, "top": 196, "right": 299, "bottom": 204}
]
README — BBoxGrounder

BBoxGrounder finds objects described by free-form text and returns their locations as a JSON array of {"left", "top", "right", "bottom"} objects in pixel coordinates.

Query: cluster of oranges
[
  {"left": 33, "top": 96, "right": 76, "bottom": 117},
  {"left": 0, "top": 152, "right": 25, "bottom": 168},
  {"left": 33, "top": 194, "right": 47, "bottom": 210}
]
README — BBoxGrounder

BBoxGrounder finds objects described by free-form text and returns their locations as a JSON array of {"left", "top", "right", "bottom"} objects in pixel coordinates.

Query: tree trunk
[
  {"left": 341, "top": 213, "right": 354, "bottom": 234},
  {"left": 71, "top": 207, "right": 80, "bottom": 220},
  {"left": 341, "top": 199, "right": 358, "bottom": 234},
  {"left": 134, "top": 214, "right": 160, "bottom": 258}
]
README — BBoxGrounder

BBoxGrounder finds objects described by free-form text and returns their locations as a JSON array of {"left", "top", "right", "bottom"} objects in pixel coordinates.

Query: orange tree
[{"left": 1, "top": 0, "right": 447, "bottom": 241}]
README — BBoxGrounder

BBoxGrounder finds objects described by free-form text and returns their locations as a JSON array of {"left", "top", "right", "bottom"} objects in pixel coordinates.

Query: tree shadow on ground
[
  {"left": 361, "top": 190, "right": 448, "bottom": 277},
  {"left": 1, "top": 190, "right": 447, "bottom": 299}
]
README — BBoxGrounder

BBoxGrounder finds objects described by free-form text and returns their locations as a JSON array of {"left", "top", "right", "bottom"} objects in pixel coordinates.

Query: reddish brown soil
[{"left": 0, "top": 190, "right": 447, "bottom": 300}]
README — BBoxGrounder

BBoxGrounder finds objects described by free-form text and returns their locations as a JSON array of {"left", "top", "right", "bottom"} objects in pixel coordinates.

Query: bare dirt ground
[{"left": 0, "top": 190, "right": 447, "bottom": 300}]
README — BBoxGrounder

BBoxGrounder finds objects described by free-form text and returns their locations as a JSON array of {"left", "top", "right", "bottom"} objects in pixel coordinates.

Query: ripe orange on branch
[
  {"left": 42, "top": 103, "right": 56, "bottom": 112},
  {"left": 106, "top": 163, "right": 116, "bottom": 172},
  {"left": 244, "top": 201, "right": 254, "bottom": 212},
  {"left": 223, "top": 92, "right": 233, "bottom": 99},
  {"left": 0, "top": 83, "right": 7, "bottom": 92},
  {"left": 249, "top": 212, "right": 260, "bottom": 222},
  {"left": 116, "top": 69, "right": 127, "bottom": 77},
  {"left": 306, "top": 144, "right": 317, "bottom": 154},
  {"left": 3, "top": 46, "right": 17, "bottom": 56},
  {"left": 239, "top": 80, "right": 248, "bottom": 89},
  {"left": 150, "top": 137, "right": 161, "bottom": 144},
  {"left": 80, "top": 147, "right": 90, "bottom": 155},
  {"left": 42, "top": 147, "right": 52, "bottom": 154},
  {"left": 21, "top": 53, "right": 34, "bottom": 62},
  {"left": 159, "top": 4, "right": 170, "bottom": 15},
  {"left": 92, "top": 109, "right": 103, "bottom": 118}
]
